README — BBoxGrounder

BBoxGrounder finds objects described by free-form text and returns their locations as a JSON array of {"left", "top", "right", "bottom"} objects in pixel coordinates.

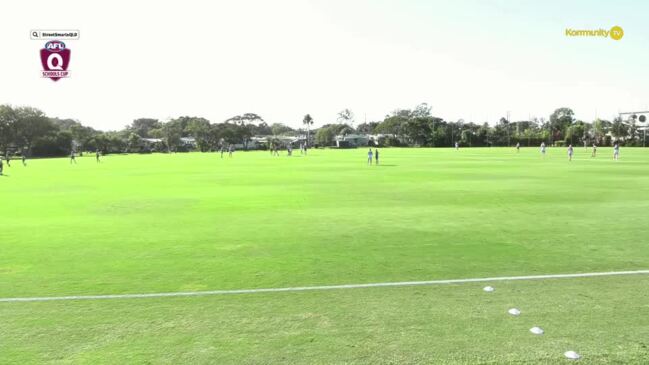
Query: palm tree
[{"left": 302, "top": 114, "right": 314, "bottom": 147}]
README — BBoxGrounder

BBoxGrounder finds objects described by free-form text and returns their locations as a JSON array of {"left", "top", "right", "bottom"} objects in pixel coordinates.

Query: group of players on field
[
  {"left": 518, "top": 141, "right": 620, "bottom": 161},
  {"left": 0, "top": 142, "right": 624, "bottom": 176},
  {"left": 268, "top": 142, "right": 309, "bottom": 157}
]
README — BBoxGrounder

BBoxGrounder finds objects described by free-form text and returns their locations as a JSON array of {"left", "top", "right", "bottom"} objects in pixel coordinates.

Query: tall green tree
[
  {"left": 69, "top": 124, "right": 98, "bottom": 151},
  {"left": 336, "top": 109, "right": 354, "bottom": 127},
  {"left": 611, "top": 117, "right": 628, "bottom": 140},
  {"left": 127, "top": 133, "right": 143, "bottom": 152},
  {"left": 592, "top": 118, "right": 610, "bottom": 144},
  {"left": 186, "top": 117, "right": 212, "bottom": 151},
  {"left": 14, "top": 107, "right": 55, "bottom": 154},
  {"left": 162, "top": 119, "right": 184, "bottom": 152},
  {"left": 225, "top": 113, "right": 264, "bottom": 149},
  {"left": 271, "top": 123, "right": 295, "bottom": 136},
  {"left": 0, "top": 105, "right": 18, "bottom": 155},
  {"left": 129, "top": 118, "right": 160, "bottom": 138},
  {"left": 315, "top": 125, "right": 336, "bottom": 146},
  {"left": 411, "top": 103, "right": 432, "bottom": 118},
  {"left": 356, "top": 122, "right": 379, "bottom": 134},
  {"left": 549, "top": 107, "right": 575, "bottom": 143}
]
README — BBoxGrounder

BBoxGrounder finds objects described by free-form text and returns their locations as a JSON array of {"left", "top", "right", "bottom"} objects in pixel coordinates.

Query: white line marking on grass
[{"left": 2, "top": 270, "right": 648, "bottom": 303}]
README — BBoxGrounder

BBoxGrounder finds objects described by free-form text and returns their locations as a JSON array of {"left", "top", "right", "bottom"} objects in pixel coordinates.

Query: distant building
[
  {"left": 368, "top": 134, "right": 407, "bottom": 147},
  {"left": 251, "top": 135, "right": 313, "bottom": 149},
  {"left": 335, "top": 134, "right": 369, "bottom": 148},
  {"left": 140, "top": 138, "right": 165, "bottom": 152},
  {"left": 180, "top": 137, "right": 197, "bottom": 149},
  {"left": 142, "top": 138, "right": 163, "bottom": 144}
]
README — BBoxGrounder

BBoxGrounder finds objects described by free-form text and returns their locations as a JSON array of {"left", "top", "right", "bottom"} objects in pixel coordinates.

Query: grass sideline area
[{"left": 2, "top": 147, "right": 649, "bottom": 364}]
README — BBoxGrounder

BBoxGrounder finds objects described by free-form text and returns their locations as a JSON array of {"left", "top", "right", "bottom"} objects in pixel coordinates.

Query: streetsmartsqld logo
[
  {"left": 40, "top": 40, "right": 71, "bottom": 81},
  {"left": 565, "top": 26, "right": 624, "bottom": 41}
]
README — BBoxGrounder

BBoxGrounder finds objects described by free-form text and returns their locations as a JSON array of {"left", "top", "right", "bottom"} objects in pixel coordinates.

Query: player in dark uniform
[
  {"left": 70, "top": 151, "right": 77, "bottom": 164},
  {"left": 22, "top": 154, "right": 26, "bottom": 166},
  {"left": 0, "top": 157, "right": 4, "bottom": 175},
  {"left": 375, "top": 149, "right": 379, "bottom": 165},
  {"left": 96, "top": 150, "right": 101, "bottom": 163}
]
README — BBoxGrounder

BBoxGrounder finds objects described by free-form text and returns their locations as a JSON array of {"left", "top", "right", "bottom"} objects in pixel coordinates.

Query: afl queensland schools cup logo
[{"left": 40, "top": 40, "right": 70, "bottom": 81}]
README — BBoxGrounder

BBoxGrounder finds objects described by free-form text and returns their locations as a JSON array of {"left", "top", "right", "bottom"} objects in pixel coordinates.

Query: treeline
[
  {"left": 317, "top": 104, "right": 643, "bottom": 148},
  {"left": 0, "top": 104, "right": 644, "bottom": 158},
  {"left": 0, "top": 107, "right": 289, "bottom": 156}
]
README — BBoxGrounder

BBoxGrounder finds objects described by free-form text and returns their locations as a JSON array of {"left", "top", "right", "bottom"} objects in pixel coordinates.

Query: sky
[{"left": 1, "top": 0, "right": 648, "bottom": 131}]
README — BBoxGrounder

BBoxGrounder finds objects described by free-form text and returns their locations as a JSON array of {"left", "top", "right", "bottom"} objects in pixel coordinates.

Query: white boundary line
[{"left": 2, "top": 270, "right": 648, "bottom": 303}]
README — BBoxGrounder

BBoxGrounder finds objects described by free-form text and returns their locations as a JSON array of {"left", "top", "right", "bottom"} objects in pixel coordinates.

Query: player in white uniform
[
  {"left": 591, "top": 143, "right": 597, "bottom": 158},
  {"left": 367, "top": 148, "right": 373, "bottom": 165},
  {"left": 540, "top": 142, "right": 546, "bottom": 157},
  {"left": 567, "top": 144, "right": 574, "bottom": 161},
  {"left": 613, "top": 143, "right": 620, "bottom": 161}
]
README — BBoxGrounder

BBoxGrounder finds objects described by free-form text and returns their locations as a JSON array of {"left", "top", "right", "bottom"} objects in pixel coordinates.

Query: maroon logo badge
[{"left": 40, "top": 40, "right": 70, "bottom": 81}]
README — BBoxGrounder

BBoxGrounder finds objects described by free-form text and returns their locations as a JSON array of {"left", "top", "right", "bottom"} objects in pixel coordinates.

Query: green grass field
[{"left": 1, "top": 147, "right": 649, "bottom": 364}]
